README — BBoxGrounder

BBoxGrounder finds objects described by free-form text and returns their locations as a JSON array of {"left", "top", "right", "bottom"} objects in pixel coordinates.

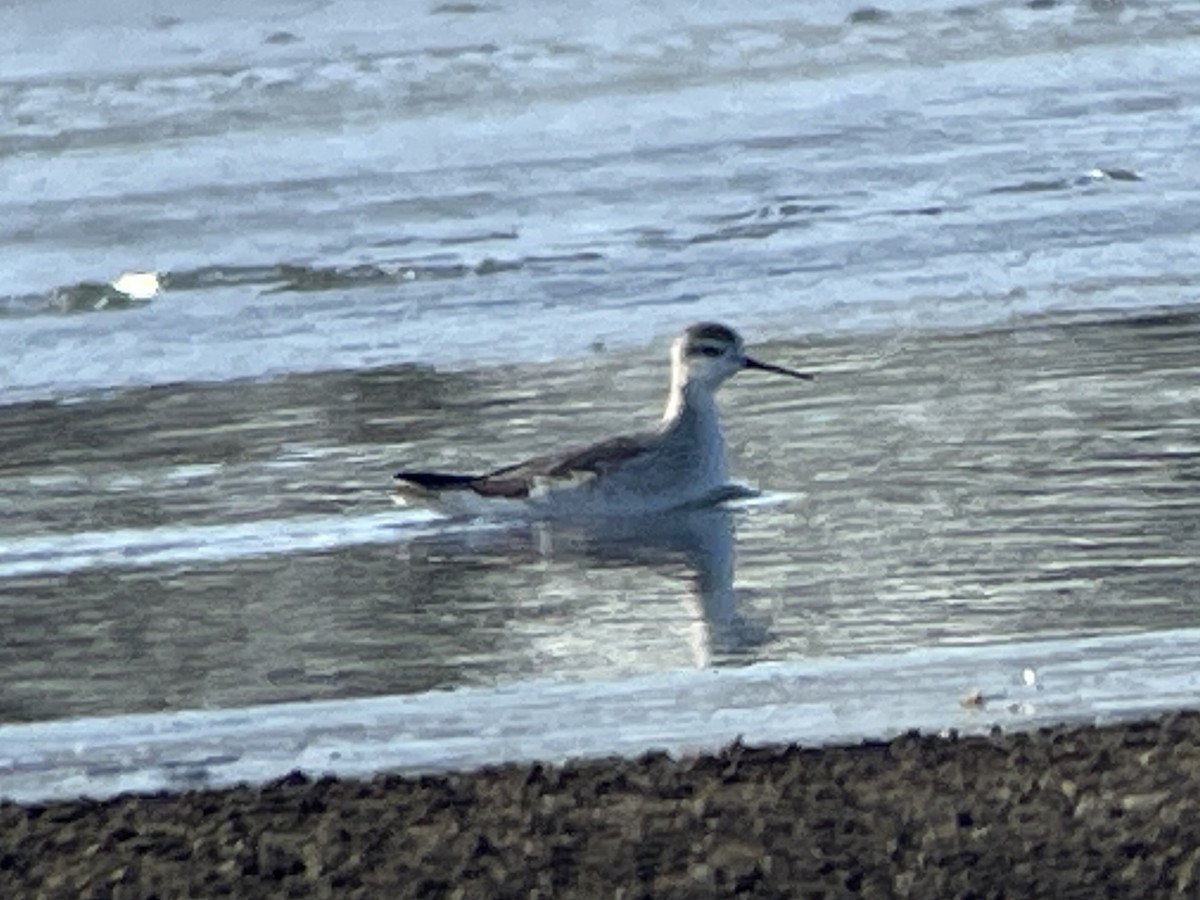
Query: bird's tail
[{"left": 393, "top": 470, "right": 478, "bottom": 493}]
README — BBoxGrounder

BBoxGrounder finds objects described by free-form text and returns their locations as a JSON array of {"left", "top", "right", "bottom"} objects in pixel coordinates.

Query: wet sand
[{"left": 4, "top": 712, "right": 1199, "bottom": 898}]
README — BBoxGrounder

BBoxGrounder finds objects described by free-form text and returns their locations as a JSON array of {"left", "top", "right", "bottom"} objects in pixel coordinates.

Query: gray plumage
[{"left": 393, "top": 322, "right": 812, "bottom": 516}]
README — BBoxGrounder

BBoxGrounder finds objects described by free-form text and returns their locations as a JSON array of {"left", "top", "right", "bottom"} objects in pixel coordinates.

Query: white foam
[
  {"left": 3, "top": 628, "right": 1199, "bottom": 803},
  {"left": 0, "top": 511, "right": 443, "bottom": 578}
]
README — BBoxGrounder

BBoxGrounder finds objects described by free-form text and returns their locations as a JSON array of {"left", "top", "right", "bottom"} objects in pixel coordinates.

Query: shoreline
[{"left": 5, "top": 710, "right": 1199, "bottom": 898}]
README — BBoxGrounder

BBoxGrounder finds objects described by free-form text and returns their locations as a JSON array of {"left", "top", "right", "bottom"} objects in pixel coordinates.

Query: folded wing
[{"left": 395, "top": 433, "right": 654, "bottom": 500}]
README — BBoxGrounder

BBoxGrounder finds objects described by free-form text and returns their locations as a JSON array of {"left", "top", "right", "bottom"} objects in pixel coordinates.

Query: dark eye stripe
[{"left": 686, "top": 343, "right": 725, "bottom": 358}]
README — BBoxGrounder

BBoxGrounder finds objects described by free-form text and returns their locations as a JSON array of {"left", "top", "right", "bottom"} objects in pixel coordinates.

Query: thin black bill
[{"left": 742, "top": 356, "right": 814, "bottom": 380}]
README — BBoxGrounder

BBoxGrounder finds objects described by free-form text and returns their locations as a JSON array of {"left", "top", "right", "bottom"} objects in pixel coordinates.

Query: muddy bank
[{"left": 4, "top": 711, "right": 1199, "bottom": 899}]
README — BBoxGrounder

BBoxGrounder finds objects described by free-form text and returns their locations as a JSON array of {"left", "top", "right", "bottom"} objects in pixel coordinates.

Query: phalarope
[{"left": 393, "top": 322, "right": 813, "bottom": 517}]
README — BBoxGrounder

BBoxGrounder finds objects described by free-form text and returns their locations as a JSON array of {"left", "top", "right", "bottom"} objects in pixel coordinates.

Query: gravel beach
[{"left": 5, "top": 711, "right": 1199, "bottom": 899}]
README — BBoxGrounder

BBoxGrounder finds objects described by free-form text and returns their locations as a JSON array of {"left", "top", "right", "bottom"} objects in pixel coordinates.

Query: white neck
[
  {"left": 662, "top": 375, "right": 716, "bottom": 423},
  {"left": 660, "top": 377, "right": 727, "bottom": 487},
  {"left": 663, "top": 358, "right": 690, "bottom": 422}
]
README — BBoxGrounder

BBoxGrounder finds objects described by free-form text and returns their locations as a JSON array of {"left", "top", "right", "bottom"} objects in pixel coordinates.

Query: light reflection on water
[{"left": 1, "top": 311, "right": 1198, "bottom": 724}]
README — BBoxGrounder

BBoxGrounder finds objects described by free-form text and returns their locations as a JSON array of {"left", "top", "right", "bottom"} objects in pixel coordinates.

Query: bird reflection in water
[{"left": 399, "top": 507, "right": 768, "bottom": 668}]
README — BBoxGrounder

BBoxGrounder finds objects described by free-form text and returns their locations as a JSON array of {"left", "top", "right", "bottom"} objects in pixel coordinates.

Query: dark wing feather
[
  {"left": 393, "top": 471, "right": 478, "bottom": 491},
  {"left": 470, "top": 433, "right": 654, "bottom": 499}
]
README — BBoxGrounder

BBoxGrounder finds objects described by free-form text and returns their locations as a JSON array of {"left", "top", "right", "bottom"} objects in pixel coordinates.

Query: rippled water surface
[{"left": 1, "top": 0, "right": 1199, "bottom": 732}]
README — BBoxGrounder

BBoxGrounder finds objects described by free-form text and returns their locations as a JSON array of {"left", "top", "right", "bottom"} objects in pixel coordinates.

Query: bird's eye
[{"left": 699, "top": 345, "right": 723, "bottom": 357}]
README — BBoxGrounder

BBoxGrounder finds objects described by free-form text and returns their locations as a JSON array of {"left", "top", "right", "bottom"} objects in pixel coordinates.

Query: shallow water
[
  {"left": 2, "top": 313, "right": 1198, "bottom": 724},
  {"left": 1, "top": 0, "right": 1199, "bottom": 750}
]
